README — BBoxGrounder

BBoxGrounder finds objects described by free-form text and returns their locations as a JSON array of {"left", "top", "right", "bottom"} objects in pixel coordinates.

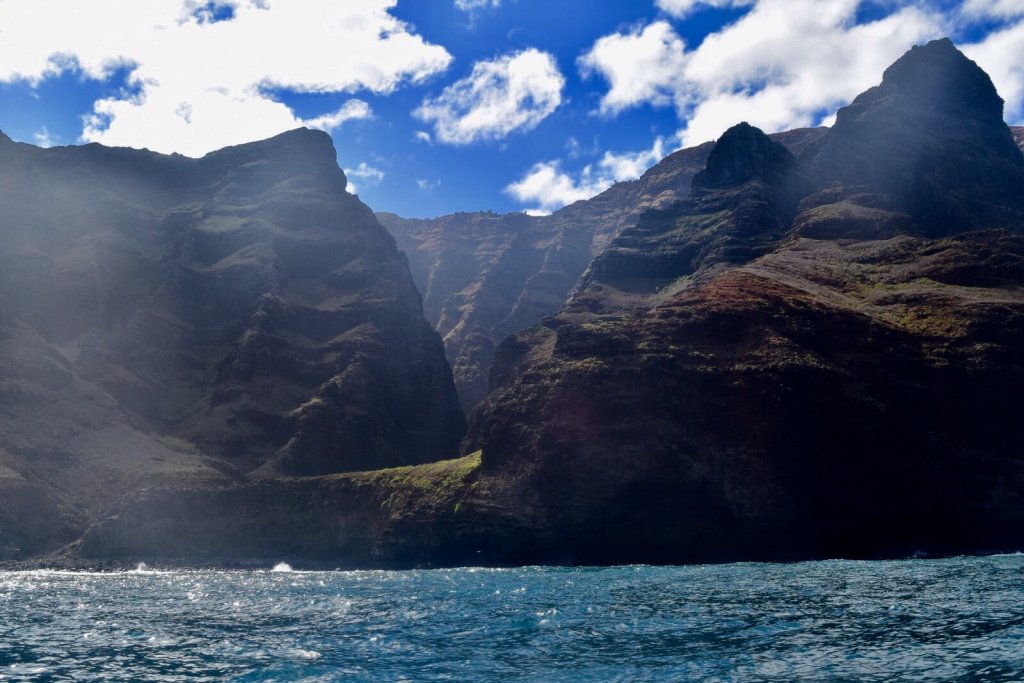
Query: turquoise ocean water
[{"left": 1, "top": 555, "right": 1023, "bottom": 681}]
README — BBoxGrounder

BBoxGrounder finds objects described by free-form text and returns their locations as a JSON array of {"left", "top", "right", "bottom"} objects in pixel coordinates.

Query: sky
[{"left": 0, "top": 1, "right": 1022, "bottom": 218}]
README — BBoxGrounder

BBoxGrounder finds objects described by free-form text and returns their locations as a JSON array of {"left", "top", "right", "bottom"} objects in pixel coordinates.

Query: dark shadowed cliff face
[
  {"left": 0, "top": 129, "right": 464, "bottom": 557},
  {"left": 814, "top": 38, "right": 1024, "bottom": 235},
  {"left": 378, "top": 128, "right": 825, "bottom": 412},
  {"left": 456, "top": 39, "right": 1024, "bottom": 563}
]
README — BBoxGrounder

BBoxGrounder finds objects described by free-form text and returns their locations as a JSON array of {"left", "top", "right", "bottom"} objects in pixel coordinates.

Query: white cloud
[
  {"left": 961, "top": 0, "right": 1024, "bottom": 20},
  {"left": 655, "top": 0, "right": 754, "bottom": 19},
  {"left": 303, "top": 99, "right": 373, "bottom": 132},
  {"left": 0, "top": 0, "right": 451, "bottom": 156},
  {"left": 506, "top": 160, "right": 602, "bottom": 212},
  {"left": 33, "top": 126, "right": 57, "bottom": 147},
  {"left": 414, "top": 130, "right": 432, "bottom": 143},
  {"left": 347, "top": 162, "right": 385, "bottom": 183},
  {"left": 506, "top": 137, "right": 666, "bottom": 213},
  {"left": 599, "top": 139, "right": 667, "bottom": 179},
  {"left": 578, "top": 21, "right": 689, "bottom": 116},
  {"left": 964, "top": 20, "right": 1024, "bottom": 123},
  {"left": 416, "top": 178, "right": 441, "bottom": 192},
  {"left": 455, "top": 0, "right": 500, "bottom": 11},
  {"left": 415, "top": 48, "right": 564, "bottom": 144},
  {"left": 580, "top": 0, "right": 948, "bottom": 147},
  {"left": 343, "top": 161, "right": 385, "bottom": 195}
]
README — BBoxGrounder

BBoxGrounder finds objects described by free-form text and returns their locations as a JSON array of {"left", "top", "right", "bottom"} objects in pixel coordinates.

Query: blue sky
[{"left": 0, "top": 0, "right": 1022, "bottom": 218}]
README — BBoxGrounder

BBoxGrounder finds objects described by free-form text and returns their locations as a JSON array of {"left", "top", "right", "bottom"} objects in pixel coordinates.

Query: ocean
[{"left": 1, "top": 555, "right": 1022, "bottom": 681}]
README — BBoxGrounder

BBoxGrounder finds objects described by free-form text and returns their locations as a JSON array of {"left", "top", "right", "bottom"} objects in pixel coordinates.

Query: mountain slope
[
  {"left": 0, "top": 129, "right": 464, "bottom": 559},
  {"left": 73, "top": 39, "right": 1024, "bottom": 568},
  {"left": 378, "top": 128, "right": 825, "bottom": 412},
  {"left": 458, "top": 38, "right": 1024, "bottom": 562}
]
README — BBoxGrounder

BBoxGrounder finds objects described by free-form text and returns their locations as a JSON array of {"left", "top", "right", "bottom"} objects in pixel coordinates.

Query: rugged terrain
[
  {"left": 463, "top": 38, "right": 1024, "bottom": 562},
  {"left": 50, "top": 39, "right": 1024, "bottom": 569},
  {"left": 378, "top": 128, "right": 824, "bottom": 412},
  {"left": 0, "top": 129, "right": 464, "bottom": 559}
]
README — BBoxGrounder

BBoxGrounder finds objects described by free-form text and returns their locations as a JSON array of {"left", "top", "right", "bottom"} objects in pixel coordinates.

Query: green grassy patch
[
  {"left": 154, "top": 435, "right": 202, "bottom": 456},
  {"left": 0, "top": 463, "right": 23, "bottom": 481},
  {"left": 341, "top": 451, "right": 482, "bottom": 510}
]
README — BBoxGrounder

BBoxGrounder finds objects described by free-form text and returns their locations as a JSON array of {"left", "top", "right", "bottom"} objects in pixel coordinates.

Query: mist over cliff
[{"left": 3, "top": 39, "right": 1024, "bottom": 568}]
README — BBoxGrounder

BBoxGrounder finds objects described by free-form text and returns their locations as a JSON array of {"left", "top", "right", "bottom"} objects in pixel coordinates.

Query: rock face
[
  {"left": 459, "top": 38, "right": 1024, "bottom": 563},
  {"left": 378, "top": 128, "right": 824, "bottom": 412},
  {"left": 0, "top": 129, "right": 464, "bottom": 558},
  {"left": 815, "top": 38, "right": 1024, "bottom": 234},
  {"left": 69, "top": 40, "right": 1024, "bottom": 569}
]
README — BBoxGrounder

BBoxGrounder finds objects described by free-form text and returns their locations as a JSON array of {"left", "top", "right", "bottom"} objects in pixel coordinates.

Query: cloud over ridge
[{"left": 0, "top": 0, "right": 452, "bottom": 156}]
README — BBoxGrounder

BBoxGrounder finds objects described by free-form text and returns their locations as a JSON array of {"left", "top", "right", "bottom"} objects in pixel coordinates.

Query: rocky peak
[
  {"left": 693, "top": 122, "right": 796, "bottom": 190},
  {"left": 874, "top": 38, "right": 1007, "bottom": 127},
  {"left": 815, "top": 38, "right": 1024, "bottom": 235},
  {"left": 198, "top": 127, "right": 349, "bottom": 193},
  {"left": 203, "top": 126, "right": 337, "bottom": 161}
]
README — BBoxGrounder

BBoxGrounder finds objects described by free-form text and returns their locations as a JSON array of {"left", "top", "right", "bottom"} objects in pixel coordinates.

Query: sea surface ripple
[{"left": 1, "top": 555, "right": 1023, "bottom": 681}]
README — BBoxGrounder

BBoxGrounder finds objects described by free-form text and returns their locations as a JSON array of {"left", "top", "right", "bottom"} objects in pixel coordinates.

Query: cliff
[
  {"left": 462, "top": 38, "right": 1024, "bottom": 562},
  {"left": 378, "top": 128, "right": 825, "bottom": 412},
  {"left": 0, "top": 129, "right": 464, "bottom": 559},
  {"left": 66, "top": 40, "right": 1024, "bottom": 568}
]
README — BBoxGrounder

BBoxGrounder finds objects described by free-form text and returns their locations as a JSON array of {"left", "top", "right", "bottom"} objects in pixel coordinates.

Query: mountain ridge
[
  {"left": 459, "top": 38, "right": 1024, "bottom": 563},
  {"left": 378, "top": 127, "right": 827, "bottom": 411},
  {"left": 4, "top": 38, "right": 1024, "bottom": 568},
  {"left": 0, "top": 126, "right": 464, "bottom": 559}
]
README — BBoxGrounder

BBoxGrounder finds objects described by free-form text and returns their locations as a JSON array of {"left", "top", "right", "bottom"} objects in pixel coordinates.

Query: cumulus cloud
[
  {"left": 580, "top": 0, "right": 948, "bottom": 147},
  {"left": 961, "top": 0, "right": 1024, "bottom": 20},
  {"left": 415, "top": 48, "right": 564, "bottom": 144},
  {"left": 0, "top": 0, "right": 451, "bottom": 156},
  {"left": 506, "top": 137, "right": 666, "bottom": 214},
  {"left": 346, "top": 162, "right": 385, "bottom": 183},
  {"left": 964, "top": 20, "right": 1024, "bottom": 123},
  {"left": 303, "top": 99, "right": 373, "bottom": 132},
  {"left": 414, "top": 130, "right": 432, "bottom": 143},
  {"left": 655, "top": 0, "right": 754, "bottom": 19},
  {"left": 578, "top": 21, "right": 689, "bottom": 116}
]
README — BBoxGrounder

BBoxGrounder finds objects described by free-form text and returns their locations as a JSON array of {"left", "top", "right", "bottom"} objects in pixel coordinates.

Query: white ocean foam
[{"left": 271, "top": 562, "right": 294, "bottom": 573}]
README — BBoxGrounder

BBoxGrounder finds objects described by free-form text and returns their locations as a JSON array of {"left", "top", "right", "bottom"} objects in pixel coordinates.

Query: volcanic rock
[
  {"left": 16, "top": 39, "right": 1024, "bottom": 569},
  {"left": 0, "top": 129, "right": 464, "bottom": 558},
  {"left": 457, "top": 39, "right": 1024, "bottom": 563},
  {"left": 379, "top": 128, "right": 825, "bottom": 412}
]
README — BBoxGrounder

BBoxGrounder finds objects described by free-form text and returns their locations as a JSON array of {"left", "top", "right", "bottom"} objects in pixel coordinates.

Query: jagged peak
[
  {"left": 692, "top": 122, "right": 795, "bottom": 190},
  {"left": 815, "top": 38, "right": 1024, "bottom": 235},
  {"left": 832, "top": 38, "right": 1010, "bottom": 135},
  {"left": 880, "top": 38, "right": 1004, "bottom": 122}
]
